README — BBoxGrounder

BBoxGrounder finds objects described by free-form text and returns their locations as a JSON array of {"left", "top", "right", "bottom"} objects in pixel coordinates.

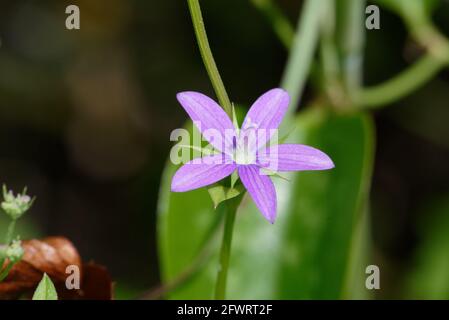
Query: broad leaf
[{"left": 157, "top": 108, "right": 375, "bottom": 299}]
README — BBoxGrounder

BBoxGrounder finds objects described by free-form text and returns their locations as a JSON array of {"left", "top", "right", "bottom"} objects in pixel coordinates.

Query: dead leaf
[{"left": 0, "top": 237, "right": 113, "bottom": 300}]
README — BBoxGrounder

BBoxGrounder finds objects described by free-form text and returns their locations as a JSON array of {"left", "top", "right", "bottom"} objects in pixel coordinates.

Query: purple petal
[
  {"left": 258, "top": 144, "right": 335, "bottom": 172},
  {"left": 171, "top": 154, "right": 236, "bottom": 192},
  {"left": 177, "top": 92, "right": 236, "bottom": 153},
  {"left": 241, "top": 88, "right": 289, "bottom": 149},
  {"left": 238, "top": 165, "right": 277, "bottom": 224}
]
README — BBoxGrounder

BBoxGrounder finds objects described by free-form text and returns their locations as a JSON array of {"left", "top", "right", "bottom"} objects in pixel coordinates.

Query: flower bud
[{"left": 1, "top": 185, "right": 34, "bottom": 220}]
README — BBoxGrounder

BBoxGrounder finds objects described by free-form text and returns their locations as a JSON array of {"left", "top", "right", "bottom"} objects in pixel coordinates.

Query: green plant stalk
[
  {"left": 0, "top": 220, "right": 17, "bottom": 282},
  {"left": 280, "top": 0, "right": 326, "bottom": 121},
  {"left": 338, "top": 0, "right": 368, "bottom": 110},
  {"left": 214, "top": 196, "right": 242, "bottom": 299},
  {"left": 259, "top": 0, "right": 449, "bottom": 111},
  {"left": 0, "top": 261, "right": 14, "bottom": 282},
  {"left": 339, "top": 0, "right": 366, "bottom": 95},
  {"left": 358, "top": 54, "right": 445, "bottom": 108},
  {"left": 249, "top": 0, "right": 294, "bottom": 49},
  {"left": 187, "top": 0, "right": 232, "bottom": 117},
  {"left": 187, "top": 0, "right": 242, "bottom": 300},
  {"left": 357, "top": 1, "right": 449, "bottom": 109},
  {"left": 319, "top": 0, "right": 344, "bottom": 106},
  {"left": 5, "top": 220, "right": 16, "bottom": 244}
]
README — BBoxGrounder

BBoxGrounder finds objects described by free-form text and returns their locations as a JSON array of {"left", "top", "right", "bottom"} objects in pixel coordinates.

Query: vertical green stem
[
  {"left": 214, "top": 196, "right": 241, "bottom": 299},
  {"left": 340, "top": 0, "right": 366, "bottom": 99},
  {"left": 187, "top": 0, "right": 233, "bottom": 117},
  {"left": 5, "top": 220, "right": 16, "bottom": 244},
  {"left": 187, "top": 0, "right": 241, "bottom": 299},
  {"left": 280, "top": 0, "right": 326, "bottom": 123},
  {"left": 0, "top": 220, "right": 16, "bottom": 281}
]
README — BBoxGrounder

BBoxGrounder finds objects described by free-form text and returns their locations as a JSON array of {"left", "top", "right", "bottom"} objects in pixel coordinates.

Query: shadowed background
[{"left": 0, "top": 0, "right": 448, "bottom": 298}]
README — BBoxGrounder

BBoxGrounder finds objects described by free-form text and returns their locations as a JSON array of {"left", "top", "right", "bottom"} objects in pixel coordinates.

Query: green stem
[
  {"left": 0, "top": 261, "right": 15, "bottom": 282},
  {"left": 0, "top": 220, "right": 16, "bottom": 282},
  {"left": 187, "top": 0, "right": 232, "bottom": 117},
  {"left": 5, "top": 220, "right": 16, "bottom": 244},
  {"left": 319, "top": 0, "right": 345, "bottom": 106},
  {"left": 187, "top": 0, "right": 242, "bottom": 300},
  {"left": 280, "top": 0, "right": 326, "bottom": 121},
  {"left": 357, "top": 54, "right": 445, "bottom": 109},
  {"left": 214, "top": 196, "right": 241, "bottom": 299},
  {"left": 249, "top": 0, "right": 294, "bottom": 49},
  {"left": 339, "top": 0, "right": 366, "bottom": 94}
]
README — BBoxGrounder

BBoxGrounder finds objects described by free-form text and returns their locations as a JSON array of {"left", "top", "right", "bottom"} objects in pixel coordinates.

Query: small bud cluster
[
  {"left": 1, "top": 185, "right": 34, "bottom": 220},
  {"left": 0, "top": 184, "right": 34, "bottom": 281}
]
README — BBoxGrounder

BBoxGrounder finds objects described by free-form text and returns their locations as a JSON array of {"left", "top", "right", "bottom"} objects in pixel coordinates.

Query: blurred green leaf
[
  {"left": 32, "top": 273, "right": 58, "bottom": 300},
  {"left": 158, "top": 108, "right": 375, "bottom": 299},
  {"left": 405, "top": 194, "right": 449, "bottom": 299}
]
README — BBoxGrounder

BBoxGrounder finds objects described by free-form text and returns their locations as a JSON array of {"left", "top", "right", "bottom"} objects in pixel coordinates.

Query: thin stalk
[
  {"left": 357, "top": 54, "right": 445, "bottom": 108},
  {"left": 339, "top": 0, "right": 366, "bottom": 101},
  {"left": 0, "top": 261, "right": 14, "bottom": 282},
  {"left": 319, "top": 0, "right": 345, "bottom": 106},
  {"left": 357, "top": 2, "right": 449, "bottom": 109},
  {"left": 214, "top": 196, "right": 242, "bottom": 299},
  {"left": 188, "top": 0, "right": 242, "bottom": 300},
  {"left": 249, "top": 0, "right": 294, "bottom": 49},
  {"left": 187, "top": 0, "right": 232, "bottom": 117},
  {"left": 280, "top": 0, "right": 326, "bottom": 120},
  {"left": 0, "top": 220, "right": 16, "bottom": 282},
  {"left": 5, "top": 220, "right": 16, "bottom": 244}
]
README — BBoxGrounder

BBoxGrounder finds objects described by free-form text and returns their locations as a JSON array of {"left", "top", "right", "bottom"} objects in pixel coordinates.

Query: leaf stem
[
  {"left": 214, "top": 196, "right": 242, "bottom": 299},
  {"left": 187, "top": 0, "right": 233, "bottom": 117}
]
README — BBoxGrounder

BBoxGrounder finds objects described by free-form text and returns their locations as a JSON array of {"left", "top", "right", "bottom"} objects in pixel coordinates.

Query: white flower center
[
  {"left": 233, "top": 132, "right": 257, "bottom": 165},
  {"left": 234, "top": 146, "right": 256, "bottom": 165}
]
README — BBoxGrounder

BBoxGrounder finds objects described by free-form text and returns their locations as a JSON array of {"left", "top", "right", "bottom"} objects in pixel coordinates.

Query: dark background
[{"left": 0, "top": 0, "right": 448, "bottom": 298}]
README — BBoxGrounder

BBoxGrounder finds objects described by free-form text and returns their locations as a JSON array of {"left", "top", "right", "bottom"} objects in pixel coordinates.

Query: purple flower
[{"left": 171, "top": 88, "right": 334, "bottom": 223}]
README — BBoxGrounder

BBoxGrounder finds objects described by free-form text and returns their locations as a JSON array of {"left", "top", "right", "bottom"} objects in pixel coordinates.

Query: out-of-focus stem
[
  {"left": 280, "top": 0, "right": 326, "bottom": 122},
  {"left": 319, "top": 0, "right": 345, "bottom": 106},
  {"left": 249, "top": 0, "right": 294, "bottom": 49},
  {"left": 340, "top": 0, "right": 366, "bottom": 102},
  {"left": 357, "top": 54, "right": 445, "bottom": 109},
  {"left": 358, "top": 1, "right": 449, "bottom": 109},
  {"left": 5, "top": 220, "right": 16, "bottom": 245},
  {"left": 187, "top": 0, "right": 233, "bottom": 117}
]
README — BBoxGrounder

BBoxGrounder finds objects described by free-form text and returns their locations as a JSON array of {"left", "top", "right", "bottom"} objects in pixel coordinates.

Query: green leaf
[
  {"left": 157, "top": 108, "right": 375, "bottom": 299},
  {"left": 32, "top": 273, "right": 58, "bottom": 300},
  {"left": 404, "top": 194, "right": 449, "bottom": 299}
]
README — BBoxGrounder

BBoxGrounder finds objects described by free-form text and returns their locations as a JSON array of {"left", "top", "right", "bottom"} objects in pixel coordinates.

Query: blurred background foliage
[{"left": 0, "top": 0, "right": 448, "bottom": 299}]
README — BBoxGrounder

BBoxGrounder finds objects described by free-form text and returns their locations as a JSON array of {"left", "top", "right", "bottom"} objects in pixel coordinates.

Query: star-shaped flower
[{"left": 171, "top": 88, "right": 334, "bottom": 223}]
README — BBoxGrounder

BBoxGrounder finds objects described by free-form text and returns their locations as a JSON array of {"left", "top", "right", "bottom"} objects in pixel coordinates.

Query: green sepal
[{"left": 208, "top": 184, "right": 245, "bottom": 209}]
